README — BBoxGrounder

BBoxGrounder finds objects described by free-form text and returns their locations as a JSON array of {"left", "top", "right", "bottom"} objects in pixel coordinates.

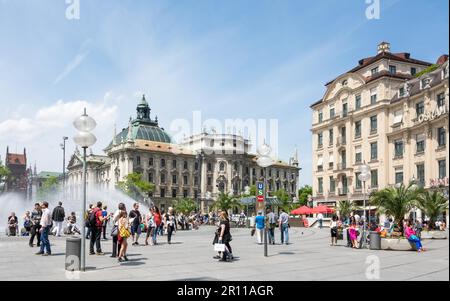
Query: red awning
[
  {"left": 291, "top": 206, "right": 313, "bottom": 215},
  {"left": 311, "top": 205, "right": 335, "bottom": 214}
]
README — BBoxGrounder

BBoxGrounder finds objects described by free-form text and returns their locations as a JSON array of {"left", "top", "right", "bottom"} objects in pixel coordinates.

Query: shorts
[
  {"left": 131, "top": 224, "right": 141, "bottom": 235},
  {"left": 331, "top": 228, "right": 338, "bottom": 238}
]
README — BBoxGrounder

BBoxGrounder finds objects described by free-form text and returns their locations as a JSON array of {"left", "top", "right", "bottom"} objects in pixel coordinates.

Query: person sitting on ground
[
  {"left": 7, "top": 212, "right": 19, "bottom": 236},
  {"left": 67, "top": 212, "right": 80, "bottom": 234},
  {"left": 405, "top": 220, "right": 425, "bottom": 252}
]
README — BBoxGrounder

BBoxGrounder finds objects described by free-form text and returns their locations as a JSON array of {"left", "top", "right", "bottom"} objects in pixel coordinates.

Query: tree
[
  {"left": 211, "top": 192, "right": 242, "bottom": 212},
  {"left": 241, "top": 185, "right": 256, "bottom": 197},
  {"left": 116, "top": 172, "right": 154, "bottom": 200},
  {"left": 274, "top": 189, "right": 294, "bottom": 212},
  {"left": 173, "top": 198, "right": 197, "bottom": 215},
  {"left": 297, "top": 185, "right": 312, "bottom": 206},
  {"left": 337, "top": 200, "right": 357, "bottom": 220},
  {"left": 415, "top": 190, "right": 448, "bottom": 230},
  {"left": 0, "top": 159, "right": 10, "bottom": 193},
  {"left": 370, "top": 183, "right": 420, "bottom": 233},
  {"left": 37, "top": 176, "right": 59, "bottom": 200}
]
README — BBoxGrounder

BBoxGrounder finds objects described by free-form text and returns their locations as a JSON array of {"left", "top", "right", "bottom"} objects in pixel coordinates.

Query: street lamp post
[
  {"left": 358, "top": 163, "right": 371, "bottom": 249},
  {"left": 410, "top": 176, "right": 418, "bottom": 223},
  {"left": 196, "top": 151, "right": 204, "bottom": 213},
  {"left": 73, "top": 108, "right": 97, "bottom": 272},
  {"left": 256, "top": 143, "right": 274, "bottom": 257},
  {"left": 61, "top": 136, "right": 68, "bottom": 199}
]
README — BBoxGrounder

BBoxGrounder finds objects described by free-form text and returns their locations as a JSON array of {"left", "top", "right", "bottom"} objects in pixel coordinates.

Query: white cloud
[{"left": 53, "top": 51, "right": 89, "bottom": 85}]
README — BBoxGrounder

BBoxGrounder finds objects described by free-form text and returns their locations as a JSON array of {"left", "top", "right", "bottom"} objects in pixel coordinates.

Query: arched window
[{"left": 219, "top": 162, "right": 225, "bottom": 171}]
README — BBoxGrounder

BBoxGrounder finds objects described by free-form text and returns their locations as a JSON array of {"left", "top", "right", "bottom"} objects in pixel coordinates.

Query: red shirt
[
  {"left": 154, "top": 213, "right": 162, "bottom": 226},
  {"left": 93, "top": 208, "right": 103, "bottom": 228}
]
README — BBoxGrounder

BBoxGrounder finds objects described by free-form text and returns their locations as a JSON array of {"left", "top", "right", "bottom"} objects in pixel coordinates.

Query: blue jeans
[
  {"left": 408, "top": 235, "right": 422, "bottom": 250},
  {"left": 152, "top": 226, "right": 158, "bottom": 243},
  {"left": 40, "top": 226, "right": 51, "bottom": 254},
  {"left": 319, "top": 219, "right": 323, "bottom": 229},
  {"left": 281, "top": 224, "right": 289, "bottom": 244}
]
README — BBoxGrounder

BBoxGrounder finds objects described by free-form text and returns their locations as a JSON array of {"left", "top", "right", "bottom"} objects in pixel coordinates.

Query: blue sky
[{"left": 0, "top": 0, "right": 448, "bottom": 186}]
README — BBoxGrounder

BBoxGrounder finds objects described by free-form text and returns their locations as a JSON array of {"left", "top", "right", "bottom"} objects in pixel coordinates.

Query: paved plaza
[{"left": 0, "top": 226, "right": 448, "bottom": 281}]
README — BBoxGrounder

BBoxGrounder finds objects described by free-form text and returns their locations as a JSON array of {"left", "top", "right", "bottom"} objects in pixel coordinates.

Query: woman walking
[
  {"left": 152, "top": 206, "right": 162, "bottom": 245},
  {"left": 118, "top": 210, "right": 131, "bottom": 262},
  {"left": 349, "top": 221, "right": 358, "bottom": 249},
  {"left": 23, "top": 211, "right": 32, "bottom": 236},
  {"left": 111, "top": 203, "right": 126, "bottom": 258},
  {"left": 165, "top": 207, "right": 176, "bottom": 244},
  {"left": 330, "top": 215, "right": 339, "bottom": 246},
  {"left": 217, "top": 210, "right": 233, "bottom": 262},
  {"left": 145, "top": 207, "right": 155, "bottom": 245}
]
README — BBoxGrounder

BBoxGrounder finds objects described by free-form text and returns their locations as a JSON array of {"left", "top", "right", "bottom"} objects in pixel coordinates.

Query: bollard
[
  {"left": 65, "top": 237, "right": 81, "bottom": 271},
  {"left": 369, "top": 231, "right": 381, "bottom": 250}
]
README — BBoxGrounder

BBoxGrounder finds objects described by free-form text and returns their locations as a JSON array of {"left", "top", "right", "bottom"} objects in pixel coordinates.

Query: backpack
[{"left": 88, "top": 208, "right": 99, "bottom": 228}]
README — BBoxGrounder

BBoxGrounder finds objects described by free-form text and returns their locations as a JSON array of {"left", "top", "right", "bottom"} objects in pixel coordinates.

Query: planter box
[
  {"left": 381, "top": 238, "right": 417, "bottom": 251},
  {"left": 421, "top": 231, "right": 448, "bottom": 239}
]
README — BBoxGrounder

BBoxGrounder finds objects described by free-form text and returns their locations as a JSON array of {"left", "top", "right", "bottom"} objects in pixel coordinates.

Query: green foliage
[
  {"left": 274, "top": 189, "right": 294, "bottom": 212},
  {"left": 415, "top": 190, "right": 448, "bottom": 229},
  {"left": 0, "top": 160, "right": 10, "bottom": 193},
  {"left": 212, "top": 192, "right": 242, "bottom": 212},
  {"left": 370, "top": 183, "right": 420, "bottom": 228},
  {"left": 37, "top": 176, "right": 59, "bottom": 200},
  {"left": 297, "top": 185, "right": 312, "bottom": 206},
  {"left": 337, "top": 200, "right": 357, "bottom": 219},
  {"left": 414, "top": 64, "right": 439, "bottom": 78},
  {"left": 173, "top": 198, "right": 197, "bottom": 215},
  {"left": 116, "top": 172, "right": 154, "bottom": 200}
]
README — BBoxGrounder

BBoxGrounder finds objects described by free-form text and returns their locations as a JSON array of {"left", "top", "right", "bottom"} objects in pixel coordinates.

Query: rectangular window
[
  {"left": 355, "top": 172, "right": 362, "bottom": 189},
  {"left": 370, "top": 115, "right": 378, "bottom": 133},
  {"left": 437, "top": 93, "right": 446, "bottom": 108},
  {"left": 136, "top": 156, "right": 141, "bottom": 166},
  {"left": 342, "top": 103, "right": 348, "bottom": 117},
  {"left": 329, "top": 176, "right": 335, "bottom": 193},
  {"left": 371, "top": 67, "right": 379, "bottom": 75},
  {"left": 439, "top": 160, "right": 447, "bottom": 179},
  {"left": 438, "top": 127, "right": 446, "bottom": 146},
  {"left": 183, "top": 175, "right": 188, "bottom": 185},
  {"left": 318, "top": 178, "right": 323, "bottom": 194},
  {"left": 161, "top": 159, "right": 166, "bottom": 167},
  {"left": 207, "top": 163, "right": 212, "bottom": 172},
  {"left": 416, "top": 101, "right": 424, "bottom": 117},
  {"left": 183, "top": 190, "right": 188, "bottom": 198},
  {"left": 395, "top": 171, "right": 404, "bottom": 185},
  {"left": 370, "top": 88, "right": 377, "bottom": 105},
  {"left": 411, "top": 67, "right": 417, "bottom": 76},
  {"left": 183, "top": 161, "right": 188, "bottom": 170},
  {"left": 160, "top": 173, "right": 166, "bottom": 184},
  {"left": 318, "top": 133, "right": 323, "bottom": 148},
  {"left": 172, "top": 174, "right": 177, "bottom": 184},
  {"left": 399, "top": 87, "right": 405, "bottom": 97},
  {"left": 355, "top": 152, "right": 362, "bottom": 164},
  {"left": 416, "top": 134, "right": 425, "bottom": 153},
  {"left": 194, "top": 176, "right": 198, "bottom": 186},
  {"left": 394, "top": 140, "right": 404, "bottom": 158},
  {"left": 355, "top": 95, "right": 361, "bottom": 110},
  {"left": 172, "top": 160, "right": 177, "bottom": 169},
  {"left": 160, "top": 188, "right": 165, "bottom": 198},
  {"left": 149, "top": 157, "right": 154, "bottom": 166},
  {"left": 417, "top": 164, "right": 425, "bottom": 187},
  {"left": 371, "top": 170, "right": 378, "bottom": 187},
  {"left": 393, "top": 110, "right": 403, "bottom": 125},
  {"left": 318, "top": 111, "right": 323, "bottom": 123},
  {"left": 389, "top": 65, "right": 397, "bottom": 74},
  {"left": 148, "top": 172, "right": 153, "bottom": 183},
  {"left": 172, "top": 189, "right": 177, "bottom": 198},
  {"left": 370, "top": 142, "right": 378, "bottom": 160},
  {"left": 329, "top": 129, "right": 334, "bottom": 146},
  {"left": 355, "top": 121, "right": 362, "bottom": 139},
  {"left": 194, "top": 190, "right": 198, "bottom": 199},
  {"left": 330, "top": 107, "right": 335, "bottom": 119},
  {"left": 207, "top": 176, "right": 212, "bottom": 186}
]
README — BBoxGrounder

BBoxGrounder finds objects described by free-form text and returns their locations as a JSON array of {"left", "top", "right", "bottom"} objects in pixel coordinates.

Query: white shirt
[
  {"left": 317, "top": 213, "right": 324, "bottom": 220},
  {"left": 113, "top": 209, "right": 121, "bottom": 226},
  {"left": 40, "top": 208, "right": 52, "bottom": 227}
]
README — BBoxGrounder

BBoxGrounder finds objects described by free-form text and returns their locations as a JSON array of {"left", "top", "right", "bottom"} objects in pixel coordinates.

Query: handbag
[
  {"left": 214, "top": 243, "right": 226, "bottom": 252},
  {"left": 119, "top": 226, "right": 131, "bottom": 238},
  {"left": 111, "top": 225, "right": 118, "bottom": 237}
]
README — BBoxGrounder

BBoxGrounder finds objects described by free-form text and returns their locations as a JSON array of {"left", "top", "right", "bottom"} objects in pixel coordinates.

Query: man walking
[
  {"left": 266, "top": 208, "right": 276, "bottom": 245},
  {"left": 254, "top": 211, "right": 265, "bottom": 245},
  {"left": 129, "top": 202, "right": 142, "bottom": 246},
  {"left": 51, "top": 201, "right": 65, "bottom": 237},
  {"left": 89, "top": 202, "right": 107, "bottom": 255},
  {"left": 36, "top": 202, "right": 52, "bottom": 256},
  {"left": 29, "top": 203, "right": 42, "bottom": 247},
  {"left": 317, "top": 212, "right": 324, "bottom": 229},
  {"left": 278, "top": 208, "right": 290, "bottom": 245}
]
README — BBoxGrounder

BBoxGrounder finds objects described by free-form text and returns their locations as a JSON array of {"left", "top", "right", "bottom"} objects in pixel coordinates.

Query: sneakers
[
  {"left": 96, "top": 252, "right": 105, "bottom": 256},
  {"left": 42, "top": 253, "right": 51, "bottom": 256},
  {"left": 35, "top": 252, "right": 44, "bottom": 255}
]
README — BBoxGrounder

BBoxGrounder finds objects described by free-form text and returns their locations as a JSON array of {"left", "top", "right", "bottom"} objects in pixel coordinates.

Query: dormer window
[
  {"left": 389, "top": 65, "right": 397, "bottom": 74},
  {"left": 443, "top": 64, "right": 449, "bottom": 79},
  {"left": 342, "top": 79, "right": 348, "bottom": 86},
  {"left": 371, "top": 67, "right": 379, "bottom": 76},
  {"left": 399, "top": 87, "right": 405, "bottom": 98},
  {"left": 411, "top": 67, "right": 417, "bottom": 76}
]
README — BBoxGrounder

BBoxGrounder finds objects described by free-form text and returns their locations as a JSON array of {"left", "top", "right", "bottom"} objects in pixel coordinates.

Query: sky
[{"left": 0, "top": 0, "right": 448, "bottom": 186}]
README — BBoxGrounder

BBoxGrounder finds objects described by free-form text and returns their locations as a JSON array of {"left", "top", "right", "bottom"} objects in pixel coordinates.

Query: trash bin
[
  {"left": 369, "top": 231, "right": 381, "bottom": 250},
  {"left": 65, "top": 237, "right": 81, "bottom": 271}
]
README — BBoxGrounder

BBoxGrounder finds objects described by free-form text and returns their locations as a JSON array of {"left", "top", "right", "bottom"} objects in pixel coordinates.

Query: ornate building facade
[
  {"left": 310, "top": 42, "right": 449, "bottom": 222},
  {"left": 67, "top": 96, "right": 300, "bottom": 213}
]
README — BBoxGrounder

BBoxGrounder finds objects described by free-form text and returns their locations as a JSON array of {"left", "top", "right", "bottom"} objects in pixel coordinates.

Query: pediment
[{"left": 323, "top": 73, "right": 366, "bottom": 102}]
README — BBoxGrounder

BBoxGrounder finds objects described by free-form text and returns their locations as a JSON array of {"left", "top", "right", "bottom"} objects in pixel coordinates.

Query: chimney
[{"left": 377, "top": 42, "right": 391, "bottom": 54}]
